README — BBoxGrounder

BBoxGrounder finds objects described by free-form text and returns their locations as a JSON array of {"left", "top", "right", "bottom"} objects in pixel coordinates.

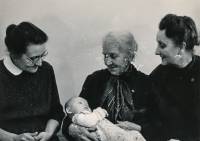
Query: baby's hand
[
  {"left": 93, "top": 107, "right": 109, "bottom": 119},
  {"left": 102, "top": 108, "right": 109, "bottom": 117}
]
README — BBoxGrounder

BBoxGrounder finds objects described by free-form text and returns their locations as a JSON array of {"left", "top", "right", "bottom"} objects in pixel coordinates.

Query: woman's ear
[
  {"left": 66, "top": 107, "right": 72, "bottom": 114},
  {"left": 180, "top": 42, "right": 186, "bottom": 50},
  {"left": 127, "top": 53, "right": 134, "bottom": 62},
  {"left": 179, "top": 42, "right": 186, "bottom": 55}
]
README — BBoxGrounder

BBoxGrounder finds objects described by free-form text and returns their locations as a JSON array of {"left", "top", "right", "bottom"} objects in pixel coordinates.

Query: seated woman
[
  {"left": 148, "top": 14, "right": 200, "bottom": 141},
  {"left": 62, "top": 30, "right": 151, "bottom": 140},
  {"left": 0, "top": 22, "right": 65, "bottom": 141},
  {"left": 65, "top": 96, "right": 146, "bottom": 141}
]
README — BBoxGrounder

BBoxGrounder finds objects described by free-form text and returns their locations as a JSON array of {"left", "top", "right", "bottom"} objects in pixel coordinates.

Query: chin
[
  {"left": 161, "top": 61, "right": 168, "bottom": 66},
  {"left": 109, "top": 71, "right": 119, "bottom": 75}
]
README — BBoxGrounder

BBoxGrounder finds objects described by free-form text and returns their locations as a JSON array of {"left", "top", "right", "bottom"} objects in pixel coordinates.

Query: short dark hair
[
  {"left": 159, "top": 14, "right": 199, "bottom": 51},
  {"left": 5, "top": 22, "right": 48, "bottom": 54}
]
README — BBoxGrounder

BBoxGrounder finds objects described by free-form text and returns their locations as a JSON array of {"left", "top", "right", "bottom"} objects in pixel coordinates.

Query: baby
[{"left": 65, "top": 96, "right": 146, "bottom": 141}]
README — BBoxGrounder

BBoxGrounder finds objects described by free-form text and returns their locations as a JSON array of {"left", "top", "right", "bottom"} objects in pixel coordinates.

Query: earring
[{"left": 175, "top": 54, "right": 182, "bottom": 59}]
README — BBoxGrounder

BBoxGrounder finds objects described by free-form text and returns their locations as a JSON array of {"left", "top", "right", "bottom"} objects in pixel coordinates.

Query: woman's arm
[
  {"left": 34, "top": 119, "right": 59, "bottom": 141},
  {"left": 0, "top": 128, "right": 16, "bottom": 141},
  {"left": 0, "top": 128, "right": 38, "bottom": 141},
  {"left": 62, "top": 116, "right": 75, "bottom": 140},
  {"left": 49, "top": 67, "right": 65, "bottom": 126}
]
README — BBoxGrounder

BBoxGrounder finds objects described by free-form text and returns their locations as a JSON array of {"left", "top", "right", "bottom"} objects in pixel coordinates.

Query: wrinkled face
[
  {"left": 12, "top": 44, "right": 47, "bottom": 73},
  {"left": 156, "top": 30, "right": 180, "bottom": 66},
  {"left": 69, "top": 97, "right": 92, "bottom": 114},
  {"left": 103, "top": 44, "right": 130, "bottom": 75}
]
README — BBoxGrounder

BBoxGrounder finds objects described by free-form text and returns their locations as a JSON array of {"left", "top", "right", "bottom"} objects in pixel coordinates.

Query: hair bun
[
  {"left": 6, "top": 24, "right": 16, "bottom": 36},
  {"left": 5, "top": 24, "right": 16, "bottom": 48}
]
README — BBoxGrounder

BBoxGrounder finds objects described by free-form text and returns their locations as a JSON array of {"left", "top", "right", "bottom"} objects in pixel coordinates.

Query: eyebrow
[{"left": 29, "top": 51, "right": 47, "bottom": 58}]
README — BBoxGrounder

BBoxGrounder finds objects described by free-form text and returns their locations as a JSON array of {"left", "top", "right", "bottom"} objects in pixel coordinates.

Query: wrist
[
  {"left": 46, "top": 130, "right": 54, "bottom": 136},
  {"left": 11, "top": 134, "right": 17, "bottom": 141}
]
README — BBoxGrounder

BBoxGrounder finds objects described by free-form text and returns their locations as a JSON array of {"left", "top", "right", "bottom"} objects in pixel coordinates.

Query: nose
[
  {"left": 155, "top": 46, "right": 161, "bottom": 55},
  {"left": 104, "top": 57, "right": 113, "bottom": 66},
  {"left": 35, "top": 58, "right": 42, "bottom": 66}
]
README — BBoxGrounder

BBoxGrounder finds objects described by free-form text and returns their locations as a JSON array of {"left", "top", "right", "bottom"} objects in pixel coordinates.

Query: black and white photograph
[{"left": 0, "top": 0, "right": 199, "bottom": 141}]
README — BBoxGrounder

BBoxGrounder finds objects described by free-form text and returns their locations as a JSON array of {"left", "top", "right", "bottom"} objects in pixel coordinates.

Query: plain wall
[{"left": 0, "top": 0, "right": 200, "bottom": 107}]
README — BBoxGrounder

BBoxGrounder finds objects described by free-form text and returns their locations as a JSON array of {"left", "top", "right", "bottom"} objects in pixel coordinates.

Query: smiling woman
[
  {"left": 23, "top": 47, "right": 48, "bottom": 67},
  {"left": 62, "top": 30, "right": 152, "bottom": 141},
  {"left": 0, "top": 22, "right": 65, "bottom": 141},
  {"left": 148, "top": 14, "right": 200, "bottom": 141}
]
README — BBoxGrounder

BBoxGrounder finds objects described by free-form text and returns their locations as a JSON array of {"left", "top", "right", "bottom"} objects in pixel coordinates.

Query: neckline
[
  {"left": 172, "top": 56, "right": 195, "bottom": 79},
  {"left": 3, "top": 56, "right": 22, "bottom": 75},
  {"left": 110, "top": 64, "right": 136, "bottom": 78}
]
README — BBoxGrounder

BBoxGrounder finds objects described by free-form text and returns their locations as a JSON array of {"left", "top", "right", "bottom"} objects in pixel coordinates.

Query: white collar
[{"left": 3, "top": 56, "right": 22, "bottom": 75}]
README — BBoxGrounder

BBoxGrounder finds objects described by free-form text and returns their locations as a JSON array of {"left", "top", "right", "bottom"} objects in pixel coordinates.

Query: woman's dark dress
[
  {"left": 0, "top": 60, "right": 65, "bottom": 141},
  {"left": 148, "top": 55, "right": 200, "bottom": 141}
]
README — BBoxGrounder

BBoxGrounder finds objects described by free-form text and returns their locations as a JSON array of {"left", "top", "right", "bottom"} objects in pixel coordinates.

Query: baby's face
[{"left": 70, "top": 97, "right": 92, "bottom": 114}]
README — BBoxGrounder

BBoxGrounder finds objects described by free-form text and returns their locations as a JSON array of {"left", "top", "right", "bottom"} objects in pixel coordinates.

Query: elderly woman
[
  {"left": 62, "top": 31, "right": 151, "bottom": 140},
  {"left": 0, "top": 22, "right": 65, "bottom": 141},
  {"left": 148, "top": 14, "right": 200, "bottom": 141}
]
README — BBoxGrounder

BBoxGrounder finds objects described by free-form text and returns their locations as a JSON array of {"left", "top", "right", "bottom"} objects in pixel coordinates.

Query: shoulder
[
  {"left": 195, "top": 55, "right": 200, "bottom": 62},
  {"left": 131, "top": 65, "right": 149, "bottom": 81},
  {"left": 150, "top": 64, "right": 167, "bottom": 78},
  {"left": 41, "top": 61, "right": 53, "bottom": 69},
  {"left": 0, "top": 60, "right": 3, "bottom": 68},
  {"left": 38, "top": 61, "right": 54, "bottom": 72},
  {"left": 136, "top": 69, "right": 148, "bottom": 79},
  {"left": 36, "top": 61, "right": 56, "bottom": 77},
  {"left": 86, "top": 68, "right": 110, "bottom": 80},
  {"left": 0, "top": 60, "right": 4, "bottom": 73}
]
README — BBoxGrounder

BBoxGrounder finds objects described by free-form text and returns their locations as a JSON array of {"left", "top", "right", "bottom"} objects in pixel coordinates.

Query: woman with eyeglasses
[{"left": 0, "top": 22, "right": 65, "bottom": 141}]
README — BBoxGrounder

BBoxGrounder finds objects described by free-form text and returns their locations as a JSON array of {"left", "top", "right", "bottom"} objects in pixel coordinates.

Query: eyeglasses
[{"left": 23, "top": 51, "right": 48, "bottom": 66}]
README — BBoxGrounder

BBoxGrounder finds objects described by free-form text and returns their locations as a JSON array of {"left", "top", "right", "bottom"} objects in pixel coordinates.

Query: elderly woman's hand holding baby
[
  {"left": 116, "top": 121, "right": 141, "bottom": 132},
  {"left": 69, "top": 124, "right": 98, "bottom": 141}
]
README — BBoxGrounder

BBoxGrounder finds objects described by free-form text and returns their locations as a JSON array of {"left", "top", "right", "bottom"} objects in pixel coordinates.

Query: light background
[{"left": 0, "top": 0, "right": 200, "bottom": 107}]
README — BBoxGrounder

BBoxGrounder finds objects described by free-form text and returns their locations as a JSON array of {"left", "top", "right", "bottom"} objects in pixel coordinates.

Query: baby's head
[{"left": 65, "top": 96, "right": 92, "bottom": 118}]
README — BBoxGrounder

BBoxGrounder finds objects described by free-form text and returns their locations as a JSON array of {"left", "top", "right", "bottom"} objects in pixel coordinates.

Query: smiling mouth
[
  {"left": 108, "top": 66, "right": 118, "bottom": 69},
  {"left": 31, "top": 66, "right": 38, "bottom": 69}
]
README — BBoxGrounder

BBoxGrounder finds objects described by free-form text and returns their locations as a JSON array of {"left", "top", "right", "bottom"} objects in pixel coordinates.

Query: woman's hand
[
  {"left": 116, "top": 121, "right": 141, "bottom": 132},
  {"left": 69, "top": 124, "right": 98, "bottom": 141},
  {"left": 13, "top": 132, "right": 38, "bottom": 141},
  {"left": 34, "top": 131, "right": 52, "bottom": 141},
  {"left": 33, "top": 119, "right": 59, "bottom": 141}
]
